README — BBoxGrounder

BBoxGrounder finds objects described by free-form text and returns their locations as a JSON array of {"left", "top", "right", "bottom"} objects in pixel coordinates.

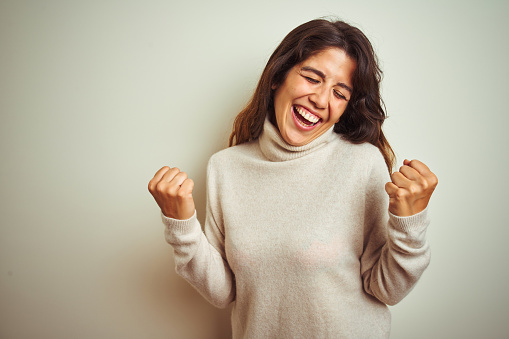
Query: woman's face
[{"left": 273, "top": 47, "right": 356, "bottom": 146}]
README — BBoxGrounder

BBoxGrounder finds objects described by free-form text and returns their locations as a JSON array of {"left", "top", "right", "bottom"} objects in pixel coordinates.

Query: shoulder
[
  {"left": 207, "top": 141, "right": 260, "bottom": 173},
  {"left": 330, "top": 134, "right": 390, "bottom": 184},
  {"left": 333, "top": 134, "right": 386, "bottom": 165},
  {"left": 210, "top": 141, "right": 258, "bottom": 162}
]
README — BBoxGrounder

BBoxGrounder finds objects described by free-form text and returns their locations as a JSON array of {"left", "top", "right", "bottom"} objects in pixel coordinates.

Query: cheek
[
  {"left": 331, "top": 104, "right": 348, "bottom": 122},
  {"left": 275, "top": 88, "right": 295, "bottom": 116}
]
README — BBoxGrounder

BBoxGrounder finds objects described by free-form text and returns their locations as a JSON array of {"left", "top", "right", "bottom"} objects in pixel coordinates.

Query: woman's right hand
[{"left": 148, "top": 166, "right": 196, "bottom": 220}]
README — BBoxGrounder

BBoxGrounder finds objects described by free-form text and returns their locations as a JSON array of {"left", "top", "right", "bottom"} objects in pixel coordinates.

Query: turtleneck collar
[{"left": 258, "top": 117, "right": 336, "bottom": 162}]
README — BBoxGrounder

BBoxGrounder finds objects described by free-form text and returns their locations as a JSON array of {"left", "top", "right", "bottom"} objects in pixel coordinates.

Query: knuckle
[
  {"left": 430, "top": 174, "right": 438, "bottom": 187},
  {"left": 409, "top": 184, "right": 420, "bottom": 195},
  {"left": 167, "top": 186, "right": 179, "bottom": 196},
  {"left": 395, "top": 189, "right": 408, "bottom": 200},
  {"left": 155, "top": 181, "right": 167, "bottom": 193},
  {"left": 419, "top": 177, "right": 429, "bottom": 190}
]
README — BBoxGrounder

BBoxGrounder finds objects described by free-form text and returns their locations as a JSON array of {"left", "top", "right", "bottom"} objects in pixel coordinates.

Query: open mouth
[{"left": 292, "top": 106, "right": 321, "bottom": 127}]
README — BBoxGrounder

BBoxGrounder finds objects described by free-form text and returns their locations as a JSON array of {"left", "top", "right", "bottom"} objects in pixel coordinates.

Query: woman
[{"left": 149, "top": 19, "right": 437, "bottom": 338}]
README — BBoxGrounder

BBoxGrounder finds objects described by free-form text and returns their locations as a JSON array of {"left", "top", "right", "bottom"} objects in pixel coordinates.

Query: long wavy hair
[{"left": 229, "top": 19, "right": 395, "bottom": 172}]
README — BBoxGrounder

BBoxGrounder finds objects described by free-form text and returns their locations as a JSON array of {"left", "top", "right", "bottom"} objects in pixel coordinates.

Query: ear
[{"left": 271, "top": 83, "right": 279, "bottom": 90}]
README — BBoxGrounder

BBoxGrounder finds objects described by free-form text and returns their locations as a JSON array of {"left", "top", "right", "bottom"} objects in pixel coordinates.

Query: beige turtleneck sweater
[{"left": 162, "top": 119, "right": 431, "bottom": 338}]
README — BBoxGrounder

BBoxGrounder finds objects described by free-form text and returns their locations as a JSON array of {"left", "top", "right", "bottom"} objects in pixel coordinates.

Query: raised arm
[
  {"left": 361, "top": 156, "right": 437, "bottom": 305},
  {"left": 148, "top": 166, "right": 235, "bottom": 308}
]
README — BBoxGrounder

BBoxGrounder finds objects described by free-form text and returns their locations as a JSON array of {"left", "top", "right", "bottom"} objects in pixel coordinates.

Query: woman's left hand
[{"left": 385, "top": 159, "right": 438, "bottom": 217}]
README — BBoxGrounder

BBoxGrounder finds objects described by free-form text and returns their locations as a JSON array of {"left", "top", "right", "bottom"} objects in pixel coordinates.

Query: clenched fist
[
  {"left": 385, "top": 159, "right": 438, "bottom": 217},
  {"left": 148, "top": 166, "right": 196, "bottom": 220}
]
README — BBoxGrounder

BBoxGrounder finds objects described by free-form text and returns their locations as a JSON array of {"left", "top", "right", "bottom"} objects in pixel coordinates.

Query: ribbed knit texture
[{"left": 163, "top": 118, "right": 431, "bottom": 338}]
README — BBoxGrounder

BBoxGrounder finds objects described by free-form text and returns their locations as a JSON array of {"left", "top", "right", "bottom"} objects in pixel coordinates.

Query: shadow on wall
[{"left": 104, "top": 238, "right": 233, "bottom": 339}]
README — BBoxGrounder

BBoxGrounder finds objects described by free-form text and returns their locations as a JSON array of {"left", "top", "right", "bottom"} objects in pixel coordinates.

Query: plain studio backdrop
[{"left": 1, "top": 0, "right": 508, "bottom": 338}]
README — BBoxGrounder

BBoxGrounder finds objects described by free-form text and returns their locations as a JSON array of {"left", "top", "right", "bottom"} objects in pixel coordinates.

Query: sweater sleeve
[
  {"left": 360, "top": 153, "right": 431, "bottom": 306},
  {"left": 162, "top": 159, "right": 235, "bottom": 309}
]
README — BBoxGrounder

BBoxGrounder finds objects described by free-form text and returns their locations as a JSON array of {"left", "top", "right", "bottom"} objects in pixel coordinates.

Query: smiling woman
[
  {"left": 272, "top": 48, "right": 355, "bottom": 146},
  {"left": 148, "top": 18, "right": 438, "bottom": 338},
  {"left": 229, "top": 19, "right": 396, "bottom": 172}
]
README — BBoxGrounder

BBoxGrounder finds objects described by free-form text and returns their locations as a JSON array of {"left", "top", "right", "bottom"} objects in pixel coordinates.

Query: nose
[{"left": 309, "top": 86, "right": 330, "bottom": 109}]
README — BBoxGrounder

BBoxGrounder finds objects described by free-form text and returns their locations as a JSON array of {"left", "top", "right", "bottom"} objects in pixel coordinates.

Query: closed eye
[
  {"left": 333, "top": 90, "right": 347, "bottom": 100},
  {"left": 303, "top": 76, "right": 320, "bottom": 84}
]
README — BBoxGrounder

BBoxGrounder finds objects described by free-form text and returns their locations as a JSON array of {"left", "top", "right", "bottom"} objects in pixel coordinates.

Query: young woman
[{"left": 149, "top": 18, "right": 437, "bottom": 338}]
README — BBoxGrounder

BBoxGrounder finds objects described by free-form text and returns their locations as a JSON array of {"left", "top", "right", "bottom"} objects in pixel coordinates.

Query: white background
[{"left": 1, "top": 0, "right": 508, "bottom": 338}]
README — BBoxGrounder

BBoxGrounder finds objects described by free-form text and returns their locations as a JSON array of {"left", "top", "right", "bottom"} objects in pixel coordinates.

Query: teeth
[{"left": 295, "top": 106, "right": 319, "bottom": 124}]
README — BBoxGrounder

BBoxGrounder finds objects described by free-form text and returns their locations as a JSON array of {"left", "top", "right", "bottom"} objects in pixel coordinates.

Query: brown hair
[{"left": 229, "top": 19, "right": 395, "bottom": 172}]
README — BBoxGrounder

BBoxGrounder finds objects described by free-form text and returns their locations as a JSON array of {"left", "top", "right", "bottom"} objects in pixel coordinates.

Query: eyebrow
[{"left": 301, "top": 66, "right": 353, "bottom": 94}]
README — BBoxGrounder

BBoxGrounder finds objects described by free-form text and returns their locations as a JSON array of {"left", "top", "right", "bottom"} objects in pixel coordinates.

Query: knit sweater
[{"left": 162, "top": 118, "right": 431, "bottom": 338}]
